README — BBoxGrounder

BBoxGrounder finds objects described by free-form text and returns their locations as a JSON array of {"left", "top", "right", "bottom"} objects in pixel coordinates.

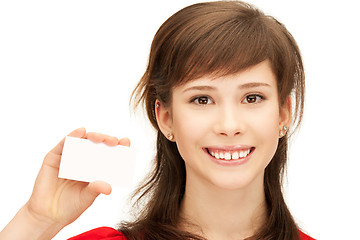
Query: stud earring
[
  {"left": 167, "top": 133, "right": 174, "bottom": 141},
  {"left": 155, "top": 102, "right": 160, "bottom": 108},
  {"left": 279, "top": 126, "right": 288, "bottom": 137}
]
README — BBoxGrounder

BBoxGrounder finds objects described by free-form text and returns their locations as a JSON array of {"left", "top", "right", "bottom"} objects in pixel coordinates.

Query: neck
[{"left": 179, "top": 173, "right": 267, "bottom": 240}]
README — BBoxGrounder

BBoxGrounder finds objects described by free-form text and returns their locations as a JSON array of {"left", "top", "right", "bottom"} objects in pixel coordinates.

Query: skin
[
  {"left": 156, "top": 60, "right": 291, "bottom": 239},
  {"left": 0, "top": 128, "right": 130, "bottom": 240},
  {"left": 0, "top": 60, "right": 291, "bottom": 240}
]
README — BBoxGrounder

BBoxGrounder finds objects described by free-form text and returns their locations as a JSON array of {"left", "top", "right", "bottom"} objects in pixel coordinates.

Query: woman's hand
[
  {"left": 27, "top": 127, "right": 131, "bottom": 228},
  {"left": 0, "top": 128, "right": 130, "bottom": 240}
]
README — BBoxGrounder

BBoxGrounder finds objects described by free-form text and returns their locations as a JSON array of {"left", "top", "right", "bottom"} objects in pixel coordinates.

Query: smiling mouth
[{"left": 205, "top": 147, "right": 255, "bottom": 160}]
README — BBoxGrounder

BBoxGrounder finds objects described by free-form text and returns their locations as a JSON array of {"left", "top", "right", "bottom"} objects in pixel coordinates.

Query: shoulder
[
  {"left": 299, "top": 230, "right": 316, "bottom": 240},
  {"left": 68, "top": 227, "right": 128, "bottom": 240}
]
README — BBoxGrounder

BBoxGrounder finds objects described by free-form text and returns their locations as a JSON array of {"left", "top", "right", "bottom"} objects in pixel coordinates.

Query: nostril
[{"left": 220, "top": 131, "right": 241, "bottom": 136}]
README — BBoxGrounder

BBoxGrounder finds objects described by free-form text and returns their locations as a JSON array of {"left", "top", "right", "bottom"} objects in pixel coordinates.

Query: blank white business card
[{"left": 59, "top": 136, "right": 136, "bottom": 187}]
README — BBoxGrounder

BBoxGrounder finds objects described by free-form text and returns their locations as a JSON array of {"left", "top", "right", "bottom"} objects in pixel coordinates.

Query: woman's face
[{"left": 157, "top": 60, "right": 290, "bottom": 190}]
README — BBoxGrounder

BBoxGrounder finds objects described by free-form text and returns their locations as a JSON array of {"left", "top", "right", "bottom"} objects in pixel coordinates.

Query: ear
[
  {"left": 279, "top": 96, "right": 292, "bottom": 129},
  {"left": 155, "top": 99, "right": 175, "bottom": 141}
]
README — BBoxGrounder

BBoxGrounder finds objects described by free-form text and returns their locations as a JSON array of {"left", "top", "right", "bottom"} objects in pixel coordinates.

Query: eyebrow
[
  {"left": 238, "top": 82, "right": 271, "bottom": 89},
  {"left": 182, "top": 82, "right": 271, "bottom": 93}
]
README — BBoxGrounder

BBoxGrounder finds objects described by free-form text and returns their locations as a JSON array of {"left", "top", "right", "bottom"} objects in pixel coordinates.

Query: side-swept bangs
[
  {"left": 125, "top": 2, "right": 306, "bottom": 239},
  {"left": 133, "top": 1, "right": 304, "bottom": 131}
]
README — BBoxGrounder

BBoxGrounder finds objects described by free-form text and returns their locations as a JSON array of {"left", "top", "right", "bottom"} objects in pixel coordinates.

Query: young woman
[{"left": 0, "top": 1, "right": 315, "bottom": 240}]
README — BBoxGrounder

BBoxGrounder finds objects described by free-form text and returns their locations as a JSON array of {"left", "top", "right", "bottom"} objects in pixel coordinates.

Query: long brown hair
[{"left": 119, "top": 1, "right": 305, "bottom": 239}]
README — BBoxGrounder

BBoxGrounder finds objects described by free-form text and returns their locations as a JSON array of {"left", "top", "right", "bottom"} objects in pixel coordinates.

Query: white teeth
[
  {"left": 232, "top": 152, "right": 239, "bottom": 159},
  {"left": 208, "top": 149, "right": 251, "bottom": 160}
]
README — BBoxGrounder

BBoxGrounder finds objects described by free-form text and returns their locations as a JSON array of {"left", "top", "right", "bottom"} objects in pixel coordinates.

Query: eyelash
[
  {"left": 243, "top": 94, "right": 265, "bottom": 104},
  {"left": 190, "top": 95, "right": 214, "bottom": 105},
  {"left": 190, "top": 94, "right": 265, "bottom": 105}
]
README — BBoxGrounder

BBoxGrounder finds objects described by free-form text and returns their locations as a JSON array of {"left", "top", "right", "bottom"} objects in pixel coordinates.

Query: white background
[{"left": 0, "top": 0, "right": 359, "bottom": 239}]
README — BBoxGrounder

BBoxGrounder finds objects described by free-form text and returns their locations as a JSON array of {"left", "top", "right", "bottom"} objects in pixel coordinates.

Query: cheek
[
  {"left": 250, "top": 105, "right": 280, "bottom": 159},
  {"left": 252, "top": 115, "right": 279, "bottom": 140},
  {"left": 172, "top": 108, "right": 210, "bottom": 141},
  {"left": 171, "top": 108, "right": 210, "bottom": 163},
  {"left": 251, "top": 101, "right": 280, "bottom": 134}
]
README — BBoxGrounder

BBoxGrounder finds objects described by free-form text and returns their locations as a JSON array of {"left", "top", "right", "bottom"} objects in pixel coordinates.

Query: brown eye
[
  {"left": 192, "top": 96, "right": 213, "bottom": 105},
  {"left": 198, "top": 96, "right": 208, "bottom": 104},
  {"left": 246, "top": 95, "right": 257, "bottom": 103},
  {"left": 243, "top": 94, "right": 264, "bottom": 104}
]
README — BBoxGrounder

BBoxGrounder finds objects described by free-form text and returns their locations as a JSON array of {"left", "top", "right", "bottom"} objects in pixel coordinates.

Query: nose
[{"left": 214, "top": 104, "right": 244, "bottom": 137}]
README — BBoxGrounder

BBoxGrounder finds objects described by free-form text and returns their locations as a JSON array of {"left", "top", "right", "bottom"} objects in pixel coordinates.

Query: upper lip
[{"left": 204, "top": 145, "right": 253, "bottom": 151}]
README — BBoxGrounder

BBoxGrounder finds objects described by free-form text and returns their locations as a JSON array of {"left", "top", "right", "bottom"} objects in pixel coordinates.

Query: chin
[{"left": 207, "top": 172, "right": 261, "bottom": 191}]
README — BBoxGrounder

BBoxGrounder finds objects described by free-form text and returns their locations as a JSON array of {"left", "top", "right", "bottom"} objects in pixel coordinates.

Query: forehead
[{"left": 176, "top": 60, "right": 277, "bottom": 91}]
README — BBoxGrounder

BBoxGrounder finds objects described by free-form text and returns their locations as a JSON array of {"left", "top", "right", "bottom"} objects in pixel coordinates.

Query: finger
[
  {"left": 77, "top": 181, "right": 112, "bottom": 213},
  {"left": 50, "top": 127, "right": 87, "bottom": 156},
  {"left": 87, "top": 181, "right": 112, "bottom": 196},
  {"left": 118, "top": 137, "right": 131, "bottom": 147},
  {"left": 85, "top": 132, "right": 119, "bottom": 146}
]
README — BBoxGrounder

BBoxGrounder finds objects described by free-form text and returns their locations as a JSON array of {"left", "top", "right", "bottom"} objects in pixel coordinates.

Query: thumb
[
  {"left": 83, "top": 181, "right": 112, "bottom": 204},
  {"left": 80, "top": 181, "right": 112, "bottom": 207},
  {"left": 87, "top": 181, "right": 112, "bottom": 196}
]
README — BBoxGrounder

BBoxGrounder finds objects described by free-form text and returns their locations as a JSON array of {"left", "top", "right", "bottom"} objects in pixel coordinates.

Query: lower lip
[{"left": 203, "top": 148, "right": 254, "bottom": 166}]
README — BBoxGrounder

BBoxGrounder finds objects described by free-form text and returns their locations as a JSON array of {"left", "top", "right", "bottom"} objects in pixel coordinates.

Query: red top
[{"left": 69, "top": 227, "right": 315, "bottom": 240}]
